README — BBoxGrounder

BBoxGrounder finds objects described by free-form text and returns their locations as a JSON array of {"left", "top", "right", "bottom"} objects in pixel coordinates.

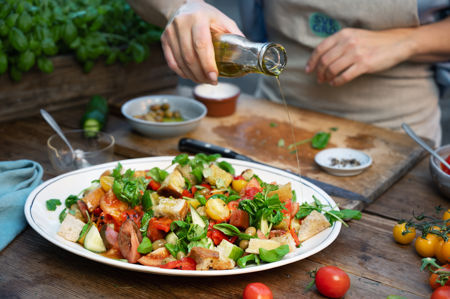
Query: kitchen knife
[{"left": 178, "top": 138, "right": 370, "bottom": 203}]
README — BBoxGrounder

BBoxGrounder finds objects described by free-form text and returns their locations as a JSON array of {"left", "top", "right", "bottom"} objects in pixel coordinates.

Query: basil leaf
[
  {"left": 194, "top": 194, "right": 206, "bottom": 206},
  {"left": 140, "top": 212, "right": 153, "bottom": 233},
  {"left": 165, "top": 243, "right": 179, "bottom": 257},
  {"left": 213, "top": 223, "right": 254, "bottom": 240},
  {"left": 59, "top": 208, "right": 68, "bottom": 223},
  {"left": 142, "top": 190, "right": 152, "bottom": 212},
  {"left": 339, "top": 209, "right": 362, "bottom": 220},
  {"left": 172, "top": 153, "right": 189, "bottom": 166},
  {"left": 259, "top": 245, "right": 290, "bottom": 262},
  {"left": 237, "top": 254, "right": 259, "bottom": 268},
  {"left": 65, "top": 195, "right": 79, "bottom": 208},
  {"left": 147, "top": 167, "right": 169, "bottom": 183},
  {"left": 311, "top": 132, "right": 331, "bottom": 149},
  {"left": 187, "top": 224, "right": 207, "bottom": 241},
  {"left": 137, "top": 236, "right": 153, "bottom": 254},
  {"left": 217, "top": 161, "right": 235, "bottom": 175},
  {"left": 46, "top": 199, "right": 61, "bottom": 211}
]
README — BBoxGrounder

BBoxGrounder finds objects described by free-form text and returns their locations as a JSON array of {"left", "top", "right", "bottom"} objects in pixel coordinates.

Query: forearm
[
  {"left": 126, "top": 0, "right": 187, "bottom": 28},
  {"left": 409, "top": 16, "right": 450, "bottom": 62}
]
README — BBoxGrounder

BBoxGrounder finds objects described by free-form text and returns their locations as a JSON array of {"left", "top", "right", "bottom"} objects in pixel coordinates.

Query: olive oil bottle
[{"left": 213, "top": 34, "right": 287, "bottom": 77}]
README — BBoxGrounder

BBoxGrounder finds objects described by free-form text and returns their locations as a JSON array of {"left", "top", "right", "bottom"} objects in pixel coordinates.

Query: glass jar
[{"left": 213, "top": 33, "right": 287, "bottom": 77}]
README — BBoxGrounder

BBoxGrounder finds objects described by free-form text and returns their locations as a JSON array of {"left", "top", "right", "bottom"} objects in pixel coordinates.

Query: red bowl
[{"left": 193, "top": 82, "right": 240, "bottom": 117}]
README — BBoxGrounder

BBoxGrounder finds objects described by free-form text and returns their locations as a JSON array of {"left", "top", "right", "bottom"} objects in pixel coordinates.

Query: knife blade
[{"left": 178, "top": 138, "right": 370, "bottom": 203}]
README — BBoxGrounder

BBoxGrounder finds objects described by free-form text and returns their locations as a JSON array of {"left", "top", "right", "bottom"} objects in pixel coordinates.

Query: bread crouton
[
  {"left": 57, "top": 213, "right": 86, "bottom": 242},
  {"left": 297, "top": 210, "right": 330, "bottom": 242},
  {"left": 158, "top": 169, "right": 185, "bottom": 198},
  {"left": 188, "top": 247, "right": 220, "bottom": 271},
  {"left": 203, "top": 164, "right": 233, "bottom": 188},
  {"left": 153, "top": 197, "right": 188, "bottom": 221},
  {"left": 175, "top": 164, "right": 197, "bottom": 186}
]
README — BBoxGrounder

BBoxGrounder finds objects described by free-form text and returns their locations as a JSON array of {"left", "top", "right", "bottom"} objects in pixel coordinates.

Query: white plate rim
[{"left": 25, "top": 156, "right": 341, "bottom": 277}]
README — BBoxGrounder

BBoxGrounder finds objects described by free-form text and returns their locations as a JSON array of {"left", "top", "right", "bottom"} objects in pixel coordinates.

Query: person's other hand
[
  {"left": 305, "top": 28, "right": 415, "bottom": 86},
  {"left": 161, "top": 1, "right": 243, "bottom": 84}
]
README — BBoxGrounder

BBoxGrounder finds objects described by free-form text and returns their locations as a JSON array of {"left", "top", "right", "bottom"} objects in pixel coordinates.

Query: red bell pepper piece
[
  {"left": 147, "top": 217, "right": 173, "bottom": 242},
  {"left": 148, "top": 180, "right": 161, "bottom": 191},
  {"left": 182, "top": 189, "right": 193, "bottom": 198}
]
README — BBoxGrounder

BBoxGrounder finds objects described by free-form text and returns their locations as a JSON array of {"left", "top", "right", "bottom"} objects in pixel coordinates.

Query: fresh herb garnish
[
  {"left": 111, "top": 163, "right": 149, "bottom": 207},
  {"left": 287, "top": 128, "right": 338, "bottom": 151},
  {"left": 172, "top": 153, "right": 222, "bottom": 184},
  {"left": 259, "top": 245, "right": 290, "bottom": 262},
  {"left": 46, "top": 199, "right": 61, "bottom": 211},
  {"left": 146, "top": 167, "right": 169, "bottom": 183},
  {"left": 237, "top": 253, "right": 260, "bottom": 268},
  {"left": 137, "top": 236, "right": 153, "bottom": 254},
  {"left": 217, "top": 160, "right": 235, "bottom": 175},
  {"left": 213, "top": 223, "right": 255, "bottom": 240},
  {"left": 295, "top": 195, "right": 361, "bottom": 227}
]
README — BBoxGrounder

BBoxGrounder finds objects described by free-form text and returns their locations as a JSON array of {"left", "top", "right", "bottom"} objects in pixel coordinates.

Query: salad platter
[{"left": 24, "top": 156, "right": 341, "bottom": 276}]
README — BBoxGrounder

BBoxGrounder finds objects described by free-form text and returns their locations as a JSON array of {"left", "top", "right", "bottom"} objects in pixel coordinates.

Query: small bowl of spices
[{"left": 314, "top": 148, "right": 372, "bottom": 176}]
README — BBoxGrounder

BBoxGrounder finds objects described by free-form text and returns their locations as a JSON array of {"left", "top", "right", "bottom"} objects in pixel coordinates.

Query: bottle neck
[{"left": 258, "top": 43, "right": 287, "bottom": 76}]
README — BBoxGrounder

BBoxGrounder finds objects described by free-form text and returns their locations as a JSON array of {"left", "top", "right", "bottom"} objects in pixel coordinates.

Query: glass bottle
[{"left": 213, "top": 33, "right": 287, "bottom": 77}]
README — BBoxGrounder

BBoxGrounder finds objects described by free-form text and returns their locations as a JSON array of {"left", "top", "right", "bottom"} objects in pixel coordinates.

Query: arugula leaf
[
  {"left": 65, "top": 195, "right": 80, "bottom": 208},
  {"left": 172, "top": 153, "right": 189, "bottom": 166},
  {"left": 237, "top": 254, "right": 260, "bottom": 268},
  {"left": 46, "top": 199, "right": 61, "bottom": 211},
  {"left": 141, "top": 190, "right": 152, "bottom": 212},
  {"left": 165, "top": 243, "right": 180, "bottom": 257},
  {"left": 111, "top": 164, "right": 149, "bottom": 207},
  {"left": 59, "top": 208, "right": 68, "bottom": 223},
  {"left": 140, "top": 212, "right": 153, "bottom": 233},
  {"left": 187, "top": 224, "right": 207, "bottom": 241}
]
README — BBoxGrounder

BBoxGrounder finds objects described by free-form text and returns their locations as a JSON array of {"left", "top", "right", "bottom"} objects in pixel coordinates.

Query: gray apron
[{"left": 258, "top": 0, "right": 441, "bottom": 145}]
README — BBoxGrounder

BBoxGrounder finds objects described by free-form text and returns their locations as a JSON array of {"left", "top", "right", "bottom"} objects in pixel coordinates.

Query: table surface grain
[{"left": 0, "top": 91, "right": 447, "bottom": 299}]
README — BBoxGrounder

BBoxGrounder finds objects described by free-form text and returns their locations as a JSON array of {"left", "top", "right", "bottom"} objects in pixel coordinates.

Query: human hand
[
  {"left": 161, "top": 1, "right": 243, "bottom": 84},
  {"left": 305, "top": 28, "right": 416, "bottom": 86}
]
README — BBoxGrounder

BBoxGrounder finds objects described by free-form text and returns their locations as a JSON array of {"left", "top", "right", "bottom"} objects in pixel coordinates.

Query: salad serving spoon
[{"left": 401, "top": 123, "right": 450, "bottom": 170}]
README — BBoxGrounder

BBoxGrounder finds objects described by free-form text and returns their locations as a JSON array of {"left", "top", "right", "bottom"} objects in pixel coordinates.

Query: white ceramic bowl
[
  {"left": 121, "top": 95, "right": 207, "bottom": 138},
  {"left": 314, "top": 148, "right": 372, "bottom": 176},
  {"left": 429, "top": 144, "right": 450, "bottom": 199}
]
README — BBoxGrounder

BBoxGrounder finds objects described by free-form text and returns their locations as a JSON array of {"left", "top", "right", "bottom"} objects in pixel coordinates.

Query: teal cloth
[{"left": 0, "top": 160, "right": 43, "bottom": 251}]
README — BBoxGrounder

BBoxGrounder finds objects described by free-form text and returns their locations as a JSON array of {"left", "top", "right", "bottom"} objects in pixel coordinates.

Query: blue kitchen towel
[{"left": 0, "top": 160, "right": 43, "bottom": 251}]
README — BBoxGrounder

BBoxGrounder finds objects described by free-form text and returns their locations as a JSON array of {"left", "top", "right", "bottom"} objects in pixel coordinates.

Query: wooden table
[{"left": 0, "top": 90, "right": 448, "bottom": 299}]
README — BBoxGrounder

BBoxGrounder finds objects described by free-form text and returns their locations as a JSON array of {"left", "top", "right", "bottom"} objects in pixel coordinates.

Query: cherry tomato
[
  {"left": 429, "top": 264, "right": 450, "bottom": 290},
  {"left": 315, "top": 266, "right": 351, "bottom": 298},
  {"left": 431, "top": 286, "right": 450, "bottom": 299},
  {"left": 415, "top": 234, "right": 439, "bottom": 257},
  {"left": 243, "top": 282, "right": 273, "bottom": 299},
  {"left": 435, "top": 239, "right": 450, "bottom": 264},
  {"left": 440, "top": 155, "right": 450, "bottom": 175},
  {"left": 443, "top": 209, "right": 450, "bottom": 226},
  {"left": 392, "top": 222, "right": 416, "bottom": 245}
]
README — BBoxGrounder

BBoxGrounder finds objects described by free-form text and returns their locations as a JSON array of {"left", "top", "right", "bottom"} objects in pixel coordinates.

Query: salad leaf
[
  {"left": 140, "top": 211, "right": 153, "bottom": 233},
  {"left": 187, "top": 224, "right": 207, "bottom": 241},
  {"left": 259, "top": 245, "right": 290, "bottom": 262},
  {"left": 213, "top": 223, "right": 255, "bottom": 240},
  {"left": 237, "top": 254, "right": 260, "bottom": 268},
  {"left": 112, "top": 164, "right": 149, "bottom": 207},
  {"left": 141, "top": 190, "right": 152, "bottom": 212},
  {"left": 217, "top": 161, "right": 235, "bottom": 175},
  {"left": 146, "top": 167, "right": 169, "bottom": 183},
  {"left": 187, "top": 237, "right": 214, "bottom": 252},
  {"left": 311, "top": 132, "right": 331, "bottom": 149},
  {"left": 172, "top": 153, "right": 190, "bottom": 166},
  {"left": 65, "top": 195, "right": 80, "bottom": 208},
  {"left": 46, "top": 199, "right": 61, "bottom": 211}
]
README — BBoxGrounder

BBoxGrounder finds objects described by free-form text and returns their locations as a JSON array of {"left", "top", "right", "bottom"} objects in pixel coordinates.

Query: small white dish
[{"left": 315, "top": 148, "right": 372, "bottom": 176}]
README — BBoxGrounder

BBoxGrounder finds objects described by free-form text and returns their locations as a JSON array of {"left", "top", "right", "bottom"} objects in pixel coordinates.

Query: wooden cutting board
[{"left": 106, "top": 89, "right": 426, "bottom": 210}]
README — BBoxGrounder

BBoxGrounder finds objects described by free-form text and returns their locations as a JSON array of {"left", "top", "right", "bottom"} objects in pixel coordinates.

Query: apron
[{"left": 258, "top": 0, "right": 442, "bottom": 145}]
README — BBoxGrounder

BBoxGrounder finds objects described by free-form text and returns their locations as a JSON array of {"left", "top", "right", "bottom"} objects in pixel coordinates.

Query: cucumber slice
[
  {"left": 260, "top": 217, "right": 269, "bottom": 236},
  {"left": 190, "top": 205, "right": 206, "bottom": 228},
  {"left": 165, "top": 232, "right": 178, "bottom": 245},
  {"left": 217, "top": 239, "right": 244, "bottom": 261},
  {"left": 84, "top": 224, "right": 106, "bottom": 253}
]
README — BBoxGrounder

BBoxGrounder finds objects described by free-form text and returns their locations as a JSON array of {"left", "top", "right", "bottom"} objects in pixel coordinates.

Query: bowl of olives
[{"left": 121, "top": 95, "right": 207, "bottom": 138}]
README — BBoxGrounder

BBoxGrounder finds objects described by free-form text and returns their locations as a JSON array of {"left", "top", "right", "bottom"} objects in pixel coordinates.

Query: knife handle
[{"left": 178, "top": 138, "right": 239, "bottom": 158}]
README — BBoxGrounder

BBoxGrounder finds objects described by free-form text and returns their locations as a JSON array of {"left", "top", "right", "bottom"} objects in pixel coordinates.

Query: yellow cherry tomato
[
  {"left": 443, "top": 209, "right": 450, "bottom": 226},
  {"left": 205, "top": 197, "right": 230, "bottom": 221},
  {"left": 415, "top": 234, "right": 439, "bottom": 257},
  {"left": 232, "top": 179, "right": 247, "bottom": 193},
  {"left": 100, "top": 175, "right": 114, "bottom": 192},
  {"left": 435, "top": 238, "right": 450, "bottom": 264},
  {"left": 393, "top": 223, "right": 416, "bottom": 245}
]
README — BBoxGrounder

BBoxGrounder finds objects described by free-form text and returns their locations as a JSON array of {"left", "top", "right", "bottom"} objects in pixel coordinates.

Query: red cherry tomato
[
  {"left": 431, "top": 286, "right": 450, "bottom": 299},
  {"left": 243, "top": 282, "right": 273, "bottom": 299},
  {"left": 315, "top": 266, "right": 351, "bottom": 298},
  {"left": 430, "top": 264, "right": 450, "bottom": 290},
  {"left": 441, "top": 155, "right": 450, "bottom": 175}
]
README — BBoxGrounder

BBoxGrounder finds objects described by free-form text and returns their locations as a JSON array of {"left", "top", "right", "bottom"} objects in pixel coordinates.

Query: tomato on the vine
[
  {"left": 393, "top": 222, "right": 416, "bottom": 245},
  {"left": 314, "top": 266, "right": 350, "bottom": 298},
  {"left": 431, "top": 285, "right": 450, "bottom": 299},
  {"left": 243, "top": 282, "right": 273, "bottom": 299},
  {"left": 430, "top": 264, "right": 450, "bottom": 290},
  {"left": 415, "top": 234, "right": 439, "bottom": 257},
  {"left": 443, "top": 209, "right": 450, "bottom": 225},
  {"left": 435, "top": 239, "right": 450, "bottom": 264}
]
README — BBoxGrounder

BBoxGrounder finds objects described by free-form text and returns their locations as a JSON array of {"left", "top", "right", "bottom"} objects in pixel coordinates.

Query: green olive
[
  {"left": 152, "top": 239, "right": 167, "bottom": 250},
  {"left": 239, "top": 239, "right": 249, "bottom": 250},
  {"left": 245, "top": 227, "right": 257, "bottom": 236}
]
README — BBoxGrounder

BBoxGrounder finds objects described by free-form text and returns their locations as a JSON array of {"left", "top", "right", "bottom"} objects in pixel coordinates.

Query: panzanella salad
[{"left": 51, "top": 154, "right": 360, "bottom": 271}]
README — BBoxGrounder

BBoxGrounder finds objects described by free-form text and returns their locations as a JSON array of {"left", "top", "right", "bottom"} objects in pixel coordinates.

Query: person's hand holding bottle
[{"left": 161, "top": 0, "right": 243, "bottom": 85}]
